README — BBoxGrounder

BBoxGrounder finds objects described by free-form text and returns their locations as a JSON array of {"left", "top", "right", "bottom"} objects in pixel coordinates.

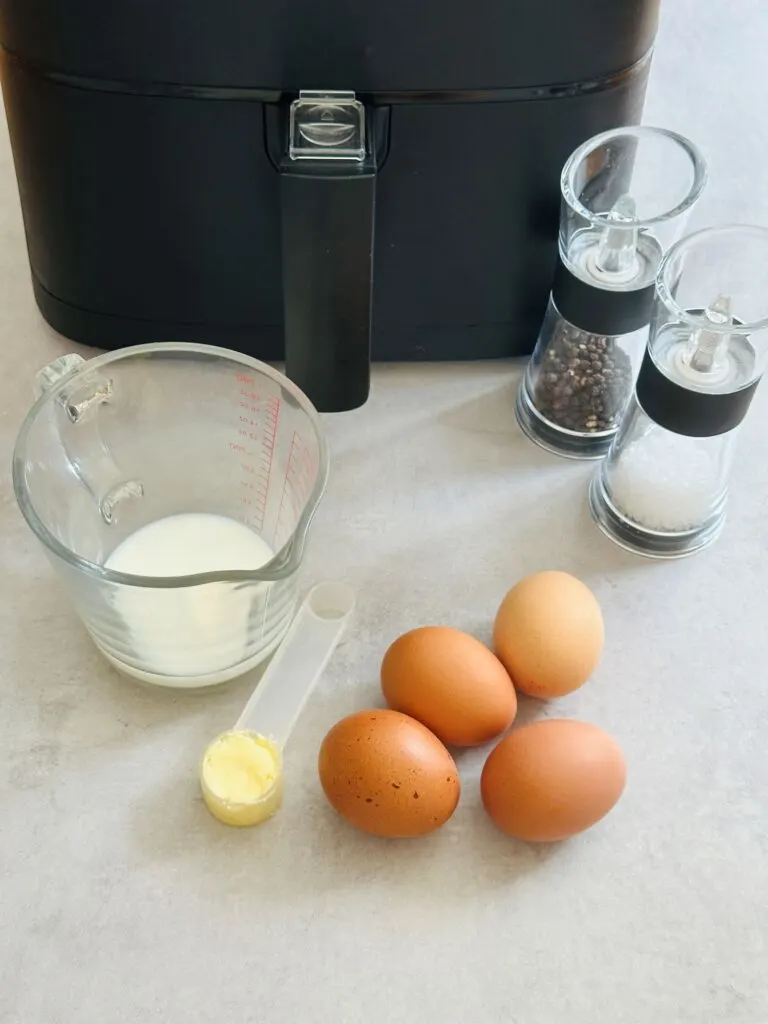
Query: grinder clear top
[{"left": 560, "top": 126, "right": 707, "bottom": 292}]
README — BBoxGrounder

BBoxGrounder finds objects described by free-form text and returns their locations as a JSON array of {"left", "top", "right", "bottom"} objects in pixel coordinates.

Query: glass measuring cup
[{"left": 13, "top": 343, "right": 329, "bottom": 688}]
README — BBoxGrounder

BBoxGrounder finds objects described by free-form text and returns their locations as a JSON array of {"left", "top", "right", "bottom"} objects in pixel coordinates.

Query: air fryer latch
[
  {"left": 288, "top": 90, "right": 366, "bottom": 162},
  {"left": 280, "top": 89, "right": 377, "bottom": 414}
]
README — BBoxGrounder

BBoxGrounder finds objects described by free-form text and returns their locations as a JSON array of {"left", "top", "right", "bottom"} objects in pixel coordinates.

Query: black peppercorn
[{"left": 533, "top": 322, "right": 633, "bottom": 433}]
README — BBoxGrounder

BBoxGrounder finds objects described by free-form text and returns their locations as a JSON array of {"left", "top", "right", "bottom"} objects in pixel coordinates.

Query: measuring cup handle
[
  {"left": 34, "top": 352, "right": 145, "bottom": 526},
  {"left": 35, "top": 353, "right": 87, "bottom": 398}
]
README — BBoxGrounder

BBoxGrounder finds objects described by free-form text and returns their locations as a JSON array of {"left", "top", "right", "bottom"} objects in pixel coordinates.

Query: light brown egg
[
  {"left": 318, "top": 709, "right": 460, "bottom": 837},
  {"left": 493, "top": 571, "right": 604, "bottom": 698},
  {"left": 381, "top": 626, "right": 517, "bottom": 747},
  {"left": 481, "top": 719, "right": 626, "bottom": 842}
]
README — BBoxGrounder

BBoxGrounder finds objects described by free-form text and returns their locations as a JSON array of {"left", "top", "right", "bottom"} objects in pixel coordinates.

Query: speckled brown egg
[
  {"left": 381, "top": 626, "right": 517, "bottom": 746},
  {"left": 481, "top": 719, "right": 626, "bottom": 842},
  {"left": 318, "top": 709, "right": 460, "bottom": 837},
  {"left": 493, "top": 571, "right": 604, "bottom": 698}
]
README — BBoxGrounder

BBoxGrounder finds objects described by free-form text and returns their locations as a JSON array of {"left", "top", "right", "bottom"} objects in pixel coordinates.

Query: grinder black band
[
  {"left": 635, "top": 349, "right": 760, "bottom": 437},
  {"left": 551, "top": 256, "right": 656, "bottom": 337}
]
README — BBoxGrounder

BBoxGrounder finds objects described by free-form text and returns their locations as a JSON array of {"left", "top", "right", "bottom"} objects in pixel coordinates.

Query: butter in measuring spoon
[
  {"left": 201, "top": 731, "right": 283, "bottom": 827},
  {"left": 199, "top": 582, "right": 355, "bottom": 827}
]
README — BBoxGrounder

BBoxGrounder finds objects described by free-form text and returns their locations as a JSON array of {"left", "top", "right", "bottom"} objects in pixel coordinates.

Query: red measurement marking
[
  {"left": 275, "top": 430, "right": 298, "bottom": 544},
  {"left": 275, "top": 429, "right": 318, "bottom": 541},
  {"left": 260, "top": 396, "right": 280, "bottom": 532},
  {"left": 239, "top": 428, "right": 262, "bottom": 442},
  {"left": 233, "top": 377, "right": 260, "bottom": 527},
  {"left": 279, "top": 432, "right": 316, "bottom": 510},
  {"left": 265, "top": 403, "right": 279, "bottom": 426},
  {"left": 233, "top": 381, "right": 283, "bottom": 533},
  {"left": 294, "top": 449, "right": 315, "bottom": 491}
]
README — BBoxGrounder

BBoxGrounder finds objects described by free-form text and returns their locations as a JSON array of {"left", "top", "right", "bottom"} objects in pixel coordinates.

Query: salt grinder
[
  {"left": 589, "top": 225, "right": 768, "bottom": 558},
  {"left": 516, "top": 126, "right": 706, "bottom": 459}
]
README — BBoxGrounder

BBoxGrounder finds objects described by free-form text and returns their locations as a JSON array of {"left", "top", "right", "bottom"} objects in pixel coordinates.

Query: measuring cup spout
[{"left": 268, "top": 498, "right": 326, "bottom": 580}]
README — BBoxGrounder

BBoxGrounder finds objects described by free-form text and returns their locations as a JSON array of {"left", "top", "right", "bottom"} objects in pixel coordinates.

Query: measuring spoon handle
[{"left": 235, "top": 582, "right": 355, "bottom": 748}]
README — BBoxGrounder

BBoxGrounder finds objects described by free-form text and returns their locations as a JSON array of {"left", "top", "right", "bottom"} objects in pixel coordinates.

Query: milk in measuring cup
[{"left": 105, "top": 513, "right": 274, "bottom": 683}]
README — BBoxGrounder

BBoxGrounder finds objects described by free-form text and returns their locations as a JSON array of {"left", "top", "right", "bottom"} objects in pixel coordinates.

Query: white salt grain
[{"left": 609, "top": 430, "right": 719, "bottom": 532}]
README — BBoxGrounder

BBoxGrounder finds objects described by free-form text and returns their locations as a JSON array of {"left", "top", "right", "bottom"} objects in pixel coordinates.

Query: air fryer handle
[{"left": 280, "top": 162, "right": 376, "bottom": 413}]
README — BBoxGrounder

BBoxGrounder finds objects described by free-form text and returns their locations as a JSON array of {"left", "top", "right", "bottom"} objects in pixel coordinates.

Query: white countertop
[{"left": 2, "top": 3, "right": 768, "bottom": 1021}]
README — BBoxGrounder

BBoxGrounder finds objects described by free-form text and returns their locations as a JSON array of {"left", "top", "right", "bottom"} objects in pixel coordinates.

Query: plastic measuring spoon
[{"left": 200, "top": 581, "right": 355, "bottom": 827}]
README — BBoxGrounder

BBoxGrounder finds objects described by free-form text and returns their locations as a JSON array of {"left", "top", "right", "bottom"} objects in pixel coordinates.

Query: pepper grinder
[
  {"left": 516, "top": 126, "right": 706, "bottom": 459},
  {"left": 589, "top": 225, "right": 768, "bottom": 558}
]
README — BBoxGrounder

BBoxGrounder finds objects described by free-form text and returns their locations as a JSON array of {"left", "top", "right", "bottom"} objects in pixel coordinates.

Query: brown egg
[
  {"left": 381, "top": 626, "right": 517, "bottom": 747},
  {"left": 493, "top": 571, "right": 604, "bottom": 698},
  {"left": 481, "top": 719, "right": 626, "bottom": 842},
  {"left": 318, "top": 709, "right": 460, "bottom": 837}
]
